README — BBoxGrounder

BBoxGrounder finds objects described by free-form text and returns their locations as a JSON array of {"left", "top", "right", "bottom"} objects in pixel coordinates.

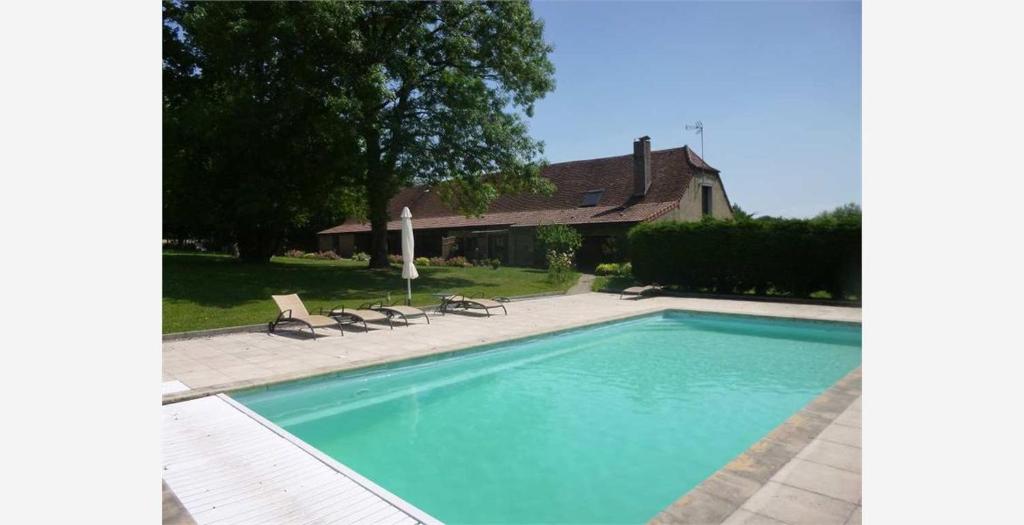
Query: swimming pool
[{"left": 233, "top": 311, "right": 861, "bottom": 524}]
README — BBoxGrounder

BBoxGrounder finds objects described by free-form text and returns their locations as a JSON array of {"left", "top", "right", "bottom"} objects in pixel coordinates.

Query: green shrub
[
  {"left": 536, "top": 225, "right": 582, "bottom": 263},
  {"left": 490, "top": 258, "right": 502, "bottom": 269},
  {"left": 595, "top": 262, "right": 632, "bottom": 276},
  {"left": 415, "top": 256, "right": 430, "bottom": 266},
  {"left": 351, "top": 251, "right": 370, "bottom": 262},
  {"left": 628, "top": 216, "right": 860, "bottom": 299},
  {"left": 387, "top": 254, "right": 403, "bottom": 265},
  {"left": 283, "top": 249, "right": 305, "bottom": 258}
]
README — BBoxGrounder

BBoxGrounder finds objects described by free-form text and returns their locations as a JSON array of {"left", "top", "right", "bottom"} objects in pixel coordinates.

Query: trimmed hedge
[{"left": 628, "top": 217, "right": 861, "bottom": 299}]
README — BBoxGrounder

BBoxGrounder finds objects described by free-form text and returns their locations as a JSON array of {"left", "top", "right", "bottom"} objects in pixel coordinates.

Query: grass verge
[{"left": 163, "top": 251, "right": 578, "bottom": 333}]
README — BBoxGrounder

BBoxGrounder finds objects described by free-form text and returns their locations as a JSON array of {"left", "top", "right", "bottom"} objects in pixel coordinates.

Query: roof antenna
[{"left": 685, "top": 121, "right": 704, "bottom": 160}]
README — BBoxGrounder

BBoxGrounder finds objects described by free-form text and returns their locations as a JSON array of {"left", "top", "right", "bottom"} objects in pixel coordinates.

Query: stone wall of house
[
  {"left": 658, "top": 172, "right": 734, "bottom": 222},
  {"left": 317, "top": 233, "right": 355, "bottom": 256}
]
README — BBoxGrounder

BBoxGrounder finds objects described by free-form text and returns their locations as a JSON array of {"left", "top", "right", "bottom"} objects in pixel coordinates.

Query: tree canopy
[
  {"left": 730, "top": 203, "right": 755, "bottom": 221},
  {"left": 813, "top": 202, "right": 862, "bottom": 222},
  {"left": 333, "top": 1, "right": 556, "bottom": 266},
  {"left": 163, "top": 1, "right": 367, "bottom": 260},
  {"left": 163, "top": 1, "right": 556, "bottom": 264}
]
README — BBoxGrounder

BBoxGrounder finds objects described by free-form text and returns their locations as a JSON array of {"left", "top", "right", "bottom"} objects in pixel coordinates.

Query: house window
[
  {"left": 580, "top": 189, "right": 604, "bottom": 207},
  {"left": 701, "top": 185, "right": 713, "bottom": 216}
]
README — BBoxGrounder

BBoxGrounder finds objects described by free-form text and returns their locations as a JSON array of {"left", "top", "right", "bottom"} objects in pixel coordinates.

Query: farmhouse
[{"left": 318, "top": 136, "right": 733, "bottom": 268}]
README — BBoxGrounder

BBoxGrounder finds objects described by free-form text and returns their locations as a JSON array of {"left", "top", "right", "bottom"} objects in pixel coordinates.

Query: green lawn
[{"left": 163, "top": 251, "right": 578, "bottom": 333}]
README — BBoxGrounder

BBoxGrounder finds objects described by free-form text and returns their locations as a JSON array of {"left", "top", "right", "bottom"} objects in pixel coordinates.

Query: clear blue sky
[{"left": 528, "top": 1, "right": 861, "bottom": 218}]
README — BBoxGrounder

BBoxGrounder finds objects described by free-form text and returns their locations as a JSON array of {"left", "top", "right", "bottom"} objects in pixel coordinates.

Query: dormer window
[{"left": 580, "top": 189, "right": 604, "bottom": 207}]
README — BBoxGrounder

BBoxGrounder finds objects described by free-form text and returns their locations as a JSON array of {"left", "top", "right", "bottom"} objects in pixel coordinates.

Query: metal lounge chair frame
[
  {"left": 323, "top": 304, "right": 394, "bottom": 330},
  {"left": 269, "top": 294, "right": 345, "bottom": 340},
  {"left": 444, "top": 294, "right": 509, "bottom": 317},
  {"left": 367, "top": 295, "right": 430, "bottom": 325}
]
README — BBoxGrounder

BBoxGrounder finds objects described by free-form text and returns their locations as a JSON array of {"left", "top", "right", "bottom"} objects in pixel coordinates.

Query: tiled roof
[{"left": 320, "top": 145, "right": 716, "bottom": 234}]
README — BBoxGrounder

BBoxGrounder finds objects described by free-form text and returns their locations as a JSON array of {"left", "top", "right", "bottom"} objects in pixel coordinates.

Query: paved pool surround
[
  {"left": 162, "top": 292, "right": 861, "bottom": 524},
  {"left": 650, "top": 369, "right": 862, "bottom": 525},
  {"left": 163, "top": 293, "right": 859, "bottom": 403}
]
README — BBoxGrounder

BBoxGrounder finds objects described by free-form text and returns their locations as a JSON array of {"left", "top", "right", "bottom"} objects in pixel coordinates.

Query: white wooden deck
[{"left": 162, "top": 394, "right": 441, "bottom": 525}]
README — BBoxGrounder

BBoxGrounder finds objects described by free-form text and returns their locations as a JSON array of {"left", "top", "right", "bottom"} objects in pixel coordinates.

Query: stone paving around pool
[
  {"left": 162, "top": 292, "right": 861, "bottom": 524},
  {"left": 163, "top": 292, "right": 860, "bottom": 402},
  {"left": 649, "top": 366, "right": 862, "bottom": 525}
]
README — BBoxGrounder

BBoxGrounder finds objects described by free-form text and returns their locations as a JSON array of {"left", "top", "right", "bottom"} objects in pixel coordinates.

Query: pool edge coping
[
  {"left": 218, "top": 393, "right": 444, "bottom": 525},
  {"left": 647, "top": 366, "right": 863, "bottom": 524},
  {"left": 163, "top": 304, "right": 860, "bottom": 405}
]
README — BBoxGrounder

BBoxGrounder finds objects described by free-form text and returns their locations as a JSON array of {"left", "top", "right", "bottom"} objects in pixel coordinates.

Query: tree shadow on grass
[{"left": 163, "top": 253, "right": 507, "bottom": 308}]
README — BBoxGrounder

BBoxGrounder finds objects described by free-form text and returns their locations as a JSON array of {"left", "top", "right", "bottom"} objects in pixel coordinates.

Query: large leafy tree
[
  {"left": 164, "top": 1, "right": 555, "bottom": 266},
  {"left": 163, "top": 1, "right": 361, "bottom": 260},
  {"left": 338, "top": 1, "right": 556, "bottom": 267}
]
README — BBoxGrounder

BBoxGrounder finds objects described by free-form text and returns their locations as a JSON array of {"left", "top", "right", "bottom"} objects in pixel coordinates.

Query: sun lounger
[
  {"left": 445, "top": 294, "right": 508, "bottom": 316},
  {"left": 619, "top": 285, "right": 663, "bottom": 299},
  {"left": 368, "top": 297, "right": 430, "bottom": 325},
  {"left": 325, "top": 304, "right": 394, "bottom": 330},
  {"left": 269, "top": 294, "right": 345, "bottom": 339}
]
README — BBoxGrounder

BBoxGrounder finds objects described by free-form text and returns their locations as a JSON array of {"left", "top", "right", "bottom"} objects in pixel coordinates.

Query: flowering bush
[
  {"left": 388, "top": 254, "right": 403, "bottom": 265},
  {"left": 536, "top": 224, "right": 582, "bottom": 257},
  {"left": 445, "top": 256, "right": 472, "bottom": 267},
  {"left": 284, "top": 249, "right": 305, "bottom": 258},
  {"left": 429, "top": 257, "right": 446, "bottom": 266},
  {"left": 351, "top": 251, "right": 370, "bottom": 262},
  {"left": 546, "top": 250, "right": 574, "bottom": 284}
]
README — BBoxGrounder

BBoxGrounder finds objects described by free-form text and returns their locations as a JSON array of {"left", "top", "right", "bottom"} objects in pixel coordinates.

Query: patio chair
[
  {"left": 368, "top": 293, "right": 430, "bottom": 325},
  {"left": 619, "top": 284, "right": 663, "bottom": 300},
  {"left": 323, "top": 304, "right": 394, "bottom": 331},
  {"left": 445, "top": 294, "right": 509, "bottom": 317},
  {"left": 269, "top": 294, "right": 345, "bottom": 340}
]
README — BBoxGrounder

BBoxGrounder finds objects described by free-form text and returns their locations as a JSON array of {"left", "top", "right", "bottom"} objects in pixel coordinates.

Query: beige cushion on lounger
[
  {"left": 271, "top": 294, "right": 344, "bottom": 338},
  {"left": 273, "top": 294, "right": 344, "bottom": 326},
  {"left": 304, "top": 315, "right": 342, "bottom": 327},
  {"left": 620, "top": 285, "right": 663, "bottom": 298}
]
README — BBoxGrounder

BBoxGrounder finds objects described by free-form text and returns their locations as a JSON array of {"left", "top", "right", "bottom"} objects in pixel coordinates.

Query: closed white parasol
[{"left": 400, "top": 206, "right": 419, "bottom": 305}]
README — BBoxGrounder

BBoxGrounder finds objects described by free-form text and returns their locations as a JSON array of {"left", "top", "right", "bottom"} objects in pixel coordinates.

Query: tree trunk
[
  {"left": 364, "top": 198, "right": 387, "bottom": 268},
  {"left": 367, "top": 174, "right": 391, "bottom": 268},
  {"left": 236, "top": 225, "right": 278, "bottom": 262},
  {"left": 364, "top": 127, "right": 392, "bottom": 269}
]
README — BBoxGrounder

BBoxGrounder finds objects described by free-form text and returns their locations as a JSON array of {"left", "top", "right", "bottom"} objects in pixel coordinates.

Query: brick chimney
[{"left": 633, "top": 135, "right": 652, "bottom": 197}]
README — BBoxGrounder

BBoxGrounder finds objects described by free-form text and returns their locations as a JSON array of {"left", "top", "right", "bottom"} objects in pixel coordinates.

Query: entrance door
[{"left": 576, "top": 236, "right": 608, "bottom": 271}]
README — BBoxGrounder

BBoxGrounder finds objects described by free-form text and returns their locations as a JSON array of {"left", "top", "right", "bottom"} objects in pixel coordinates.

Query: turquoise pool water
[{"left": 234, "top": 311, "right": 861, "bottom": 524}]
